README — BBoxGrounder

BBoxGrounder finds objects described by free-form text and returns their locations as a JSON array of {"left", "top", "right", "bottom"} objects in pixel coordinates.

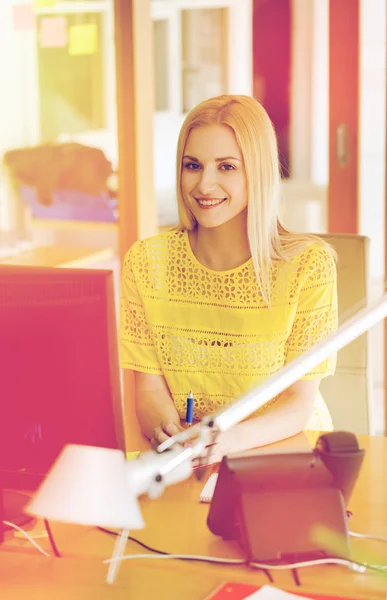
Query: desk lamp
[{"left": 27, "top": 292, "right": 387, "bottom": 583}]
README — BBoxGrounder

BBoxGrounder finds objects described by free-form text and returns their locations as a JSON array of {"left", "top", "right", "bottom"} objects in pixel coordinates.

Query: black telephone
[{"left": 207, "top": 431, "right": 365, "bottom": 563}]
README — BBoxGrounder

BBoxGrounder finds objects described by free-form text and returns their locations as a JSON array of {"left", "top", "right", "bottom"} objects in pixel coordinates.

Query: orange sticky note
[{"left": 69, "top": 23, "right": 98, "bottom": 56}]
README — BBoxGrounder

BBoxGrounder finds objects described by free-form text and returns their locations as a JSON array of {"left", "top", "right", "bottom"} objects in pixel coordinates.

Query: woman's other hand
[{"left": 151, "top": 421, "right": 185, "bottom": 450}]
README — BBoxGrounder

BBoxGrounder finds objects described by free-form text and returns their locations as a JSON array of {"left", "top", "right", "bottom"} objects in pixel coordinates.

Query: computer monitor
[
  {"left": 0, "top": 265, "right": 125, "bottom": 498},
  {"left": 0, "top": 485, "right": 4, "bottom": 544}
]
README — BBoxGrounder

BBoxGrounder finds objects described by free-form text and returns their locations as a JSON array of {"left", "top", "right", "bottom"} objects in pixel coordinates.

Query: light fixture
[
  {"left": 27, "top": 444, "right": 145, "bottom": 584},
  {"left": 27, "top": 444, "right": 144, "bottom": 531},
  {"left": 26, "top": 442, "right": 193, "bottom": 583}
]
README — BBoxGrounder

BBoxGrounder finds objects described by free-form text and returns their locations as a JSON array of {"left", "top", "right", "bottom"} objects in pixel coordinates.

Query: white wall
[
  {"left": 0, "top": 4, "right": 40, "bottom": 158},
  {"left": 227, "top": 0, "right": 252, "bottom": 95},
  {"left": 0, "top": 3, "right": 40, "bottom": 232},
  {"left": 290, "top": 0, "right": 329, "bottom": 185},
  {"left": 310, "top": 0, "right": 329, "bottom": 186},
  {"left": 358, "top": 0, "right": 386, "bottom": 281},
  {"left": 289, "top": 0, "right": 313, "bottom": 181}
]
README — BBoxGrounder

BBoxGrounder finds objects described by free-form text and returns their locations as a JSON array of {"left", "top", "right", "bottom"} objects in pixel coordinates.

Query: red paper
[
  {"left": 204, "top": 582, "right": 361, "bottom": 600},
  {"left": 203, "top": 582, "right": 260, "bottom": 599}
]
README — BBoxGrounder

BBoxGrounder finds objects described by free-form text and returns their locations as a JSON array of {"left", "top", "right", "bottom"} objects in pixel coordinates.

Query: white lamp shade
[{"left": 26, "top": 444, "right": 145, "bottom": 530}]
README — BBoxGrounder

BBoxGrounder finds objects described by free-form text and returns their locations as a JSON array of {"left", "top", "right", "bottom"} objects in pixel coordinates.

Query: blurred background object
[{"left": 3, "top": 142, "right": 117, "bottom": 221}]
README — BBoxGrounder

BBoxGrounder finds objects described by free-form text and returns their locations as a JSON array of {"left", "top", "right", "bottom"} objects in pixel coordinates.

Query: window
[
  {"left": 36, "top": 12, "right": 104, "bottom": 140},
  {"left": 181, "top": 8, "right": 228, "bottom": 113},
  {"left": 154, "top": 19, "right": 169, "bottom": 111}
]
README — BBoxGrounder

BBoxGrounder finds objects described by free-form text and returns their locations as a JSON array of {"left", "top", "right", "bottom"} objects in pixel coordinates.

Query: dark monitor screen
[
  {"left": 0, "top": 265, "right": 125, "bottom": 491},
  {"left": 0, "top": 485, "right": 4, "bottom": 543}
]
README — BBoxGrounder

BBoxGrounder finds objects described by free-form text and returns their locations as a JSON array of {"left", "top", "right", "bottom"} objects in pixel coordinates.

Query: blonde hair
[{"left": 176, "top": 94, "right": 335, "bottom": 304}]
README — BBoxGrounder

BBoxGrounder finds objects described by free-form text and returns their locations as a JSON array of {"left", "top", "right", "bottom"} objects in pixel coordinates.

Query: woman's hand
[{"left": 151, "top": 421, "right": 185, "bottom": 450}]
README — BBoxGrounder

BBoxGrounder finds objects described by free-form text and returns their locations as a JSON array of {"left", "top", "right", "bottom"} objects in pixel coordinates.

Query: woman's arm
[
  {"left": 134, "top": 371, "right": 184, "bottom": 446},
  {"left": 211, "top": 379, "right": 320, "bottom": 461}
]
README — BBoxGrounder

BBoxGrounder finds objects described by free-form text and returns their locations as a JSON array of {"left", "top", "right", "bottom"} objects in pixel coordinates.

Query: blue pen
[{"left": 186, "top": 390, "right": 194, "bottom": 426}]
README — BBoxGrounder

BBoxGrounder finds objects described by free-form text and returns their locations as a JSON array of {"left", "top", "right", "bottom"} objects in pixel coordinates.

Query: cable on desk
[
  {"left": 3, "top": 520, "right": 50, "bottom": 557},
  {"left": 104, "top": 552, "right": 247, "bottom": 565},
  {"left": 97, "top": 526, "right": 169, "bottom": 555},
  {"left": 97, "top": 526, "right": 273, "bottom": 582},
  {"left": 104, "top": 551, "right": 387, "bottom": 578},
  {"left": 349, "top": 531, "right": 387, "bottom": 543},
  {"left": 250, "top": 557, "right": 387, "bottom": 575}
]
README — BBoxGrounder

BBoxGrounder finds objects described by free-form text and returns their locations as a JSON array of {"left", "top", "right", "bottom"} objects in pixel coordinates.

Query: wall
[
  {"left": 310, "top": 0, "right": 329, "bottom": 186},
  {"left": 289, "top": 0, "right": 314, "bottom": 181},
  {"left": 358, "top": 0, "right": 386, "bottom": 282},
  {"left": 0, "top": 3, "right": 40, "bottom": 231},
  {"left": 0, "top": 4, "right": 39, "bottom": 157}
]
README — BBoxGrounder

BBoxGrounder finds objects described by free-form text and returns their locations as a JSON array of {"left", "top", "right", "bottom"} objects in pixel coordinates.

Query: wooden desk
[
  {"left": 1, "top": 433, "right": 387, "bottom": 599},
  {"left": 0, "top": 246, "right": 115, "bottom": 268}
]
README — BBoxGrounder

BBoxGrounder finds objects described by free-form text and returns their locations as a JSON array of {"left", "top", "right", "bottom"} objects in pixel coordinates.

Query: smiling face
[{"left": 181, "top": 124, "right": 248, "bottom": 230}]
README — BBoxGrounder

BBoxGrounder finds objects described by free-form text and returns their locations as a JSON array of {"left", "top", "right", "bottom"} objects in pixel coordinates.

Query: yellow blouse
[{"left": 119, "top": 229, "right": 338, "bottom": 431}]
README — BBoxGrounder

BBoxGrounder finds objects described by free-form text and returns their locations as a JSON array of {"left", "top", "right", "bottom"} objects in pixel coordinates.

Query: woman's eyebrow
[
  {"left": 182, "top": 155, "right": 200, "bottom": 161},
  {"left": 215, "top": 156, "right": 241, "bottom": 162},
  {"left": 182, "top": 155, "right": 241, "bottom": 162}
]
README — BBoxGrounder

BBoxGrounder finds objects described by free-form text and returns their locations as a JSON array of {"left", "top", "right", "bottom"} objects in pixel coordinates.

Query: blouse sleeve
[
  {"left": 284, "top": 245, "right": 338, "bottom": 378},
  {"left": 119, "top": 244, "right": 163, "bottom": 374}
]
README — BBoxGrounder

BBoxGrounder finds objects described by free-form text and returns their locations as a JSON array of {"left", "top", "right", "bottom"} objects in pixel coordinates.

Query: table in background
[{"left": 0, "top": 245, "right": 115, "bottom": 268}]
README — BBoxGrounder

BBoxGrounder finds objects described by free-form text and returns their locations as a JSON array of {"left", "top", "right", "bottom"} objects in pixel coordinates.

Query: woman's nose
[{"left": 197, "top": 168, "right": 218, "bottom": 195}]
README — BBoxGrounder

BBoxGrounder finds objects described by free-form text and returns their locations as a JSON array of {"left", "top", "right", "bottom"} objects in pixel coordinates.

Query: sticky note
[
  {"left": 40, "top": 16, "right": 68, "bottom": 48},
  {"left": 69, "top": 23, "right": 98, "bottom": 56},
  {"left": 126, "top": 451, "right": 140, "bottom": 461},
  {"left": 12, "top": 4, "right": 36, "bottom": 30},
  {"left": 34, "top": 0, "right": 57, "bottom": 7}
]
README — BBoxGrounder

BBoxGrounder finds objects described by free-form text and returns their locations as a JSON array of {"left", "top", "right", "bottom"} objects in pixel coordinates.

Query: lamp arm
[
  {"left": 158, "top": 292, "right": 387, "bottom": 452},
  {"left": 127, "top": 293, "right": 387, "bottom": 499},
  {"left": 212, "top": 292, "right": 387, "bottom": 433}
]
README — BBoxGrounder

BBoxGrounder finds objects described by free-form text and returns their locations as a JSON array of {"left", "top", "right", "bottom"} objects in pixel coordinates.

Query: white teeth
[{"left": 198, "top": 198, "right": 226, "bottom": 206}]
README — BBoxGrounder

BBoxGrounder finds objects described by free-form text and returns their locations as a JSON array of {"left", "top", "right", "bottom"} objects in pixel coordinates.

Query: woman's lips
[{"left": 195, "top": 197, "right": 227, "bottom": 209}]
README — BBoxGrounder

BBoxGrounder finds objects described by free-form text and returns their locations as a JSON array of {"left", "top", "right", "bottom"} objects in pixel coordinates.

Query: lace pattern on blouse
[{"left": 120, "top": 229, "right": 338, "bottom": 423}]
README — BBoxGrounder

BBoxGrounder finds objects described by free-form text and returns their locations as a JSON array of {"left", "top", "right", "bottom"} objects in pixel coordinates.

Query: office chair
[{"left": 319, "top": 233, "right": 371, "bottom": 434}]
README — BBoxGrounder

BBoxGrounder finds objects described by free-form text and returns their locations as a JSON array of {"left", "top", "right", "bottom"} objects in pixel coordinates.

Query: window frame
[
  {"left": 151, "top": 0, "right": 251, "bottom": 117},
  {"left": 34, "top": 0, "right": 115, "bottom": 139}
]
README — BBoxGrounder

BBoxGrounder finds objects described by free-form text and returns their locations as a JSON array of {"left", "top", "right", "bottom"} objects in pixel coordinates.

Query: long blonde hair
[{"left": 176, "top": 94, "right": 334, "bottom": 304}]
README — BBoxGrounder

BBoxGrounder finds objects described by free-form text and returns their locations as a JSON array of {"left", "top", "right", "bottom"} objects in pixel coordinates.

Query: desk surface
[
  {"left": 1, "top": 433, "right": 387, "bottom": 599},
  {"left": 0, "top": 245, "right": 115, "bottom": 268}
]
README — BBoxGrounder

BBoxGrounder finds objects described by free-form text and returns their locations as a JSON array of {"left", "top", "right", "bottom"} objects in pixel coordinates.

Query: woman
[{"left": 119, "top": 95, "right": 338, "bottom": 459}]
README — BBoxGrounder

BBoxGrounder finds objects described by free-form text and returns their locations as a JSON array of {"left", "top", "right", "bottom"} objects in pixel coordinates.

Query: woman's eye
[
  {"left": 183, "top": 162, "right": 201, "bottom": 170},
  {"left": 219, "top": 163, "right": 235, "bottom": 171}
]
